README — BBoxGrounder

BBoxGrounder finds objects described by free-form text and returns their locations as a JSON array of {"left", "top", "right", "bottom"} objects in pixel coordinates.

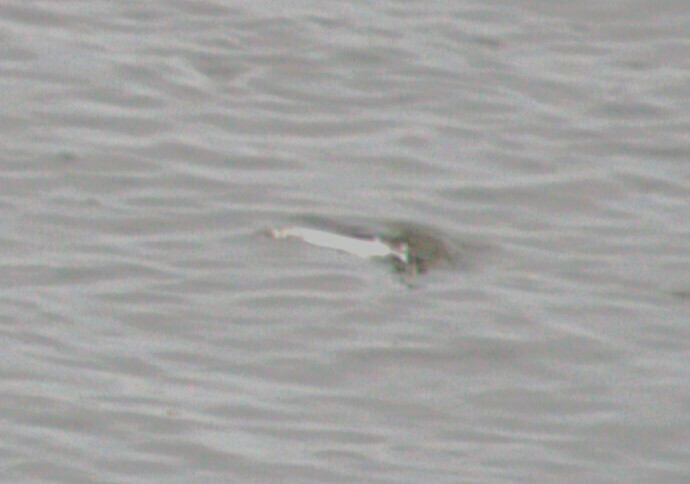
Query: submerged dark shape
[{"left": 383, "top": 222, "right": 458, "bottom": 275}]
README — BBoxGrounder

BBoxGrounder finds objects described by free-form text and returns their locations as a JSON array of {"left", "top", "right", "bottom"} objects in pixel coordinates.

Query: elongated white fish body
[{"left": 270, "top": 227, "right": 408, "bottom": 263}]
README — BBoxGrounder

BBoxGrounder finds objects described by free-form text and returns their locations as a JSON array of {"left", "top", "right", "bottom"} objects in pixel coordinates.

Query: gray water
[{"left": 1, "top": 1, "right": 689, "bottom": 482}]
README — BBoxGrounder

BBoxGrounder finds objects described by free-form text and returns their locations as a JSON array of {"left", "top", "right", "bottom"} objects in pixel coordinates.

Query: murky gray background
[{"left": 1, "top": 0, "right": 689, "bottom": 482}]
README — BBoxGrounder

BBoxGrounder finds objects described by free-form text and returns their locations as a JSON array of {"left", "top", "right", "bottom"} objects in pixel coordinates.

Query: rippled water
[{"left": 1, "top": 0, "right": 689, "bottom": 481}]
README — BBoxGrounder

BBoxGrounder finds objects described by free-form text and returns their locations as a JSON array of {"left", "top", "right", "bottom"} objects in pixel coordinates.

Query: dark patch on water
[{"left": 383, "top": 222, "right": 459, "bottom": 276}]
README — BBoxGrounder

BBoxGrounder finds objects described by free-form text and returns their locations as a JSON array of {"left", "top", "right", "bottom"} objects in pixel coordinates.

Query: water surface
[{"left": 1, "top": 0, "right": 689, "bottom": 481}]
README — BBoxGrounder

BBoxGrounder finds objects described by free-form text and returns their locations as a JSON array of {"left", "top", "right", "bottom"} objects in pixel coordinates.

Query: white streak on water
[{"left": 270, "top": 227, "right": 408, "bottom": 264}]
